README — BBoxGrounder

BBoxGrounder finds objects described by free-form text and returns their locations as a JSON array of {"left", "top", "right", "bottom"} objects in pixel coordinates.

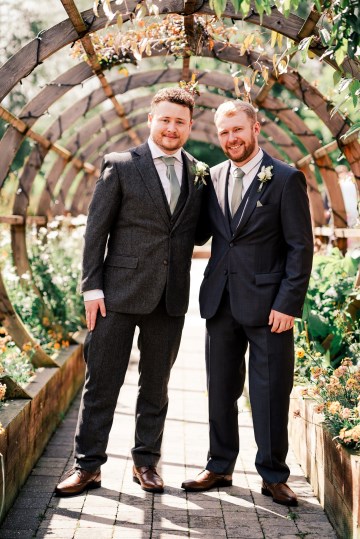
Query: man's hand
[
  {"left": 268, "top": 309, "right": 294, "bottom": 333},
  {"left": 85, "top": 298, "right": 106, "bottom": 331}
]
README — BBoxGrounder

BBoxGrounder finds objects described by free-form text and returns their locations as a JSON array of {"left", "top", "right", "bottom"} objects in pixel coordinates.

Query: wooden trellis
[{"left": 0, "top": 0, "right": 359, "bottom": 363}]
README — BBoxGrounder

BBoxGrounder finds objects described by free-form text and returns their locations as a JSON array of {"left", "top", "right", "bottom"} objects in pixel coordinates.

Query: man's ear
[
  {"left": 147, "top": 113, "right": 152, "bottom": 128},
  {"left": 254, "top": 121, "right": 261, "bottom": 135}
]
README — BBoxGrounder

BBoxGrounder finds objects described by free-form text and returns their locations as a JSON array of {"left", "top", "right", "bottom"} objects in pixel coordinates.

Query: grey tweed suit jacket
[{"left": 81, "top": 142, "right": 203, "bottom": 316}]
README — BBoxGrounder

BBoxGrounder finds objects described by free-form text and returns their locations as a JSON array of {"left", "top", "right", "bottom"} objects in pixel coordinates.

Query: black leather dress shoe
[
  {"left": 262, "top": 481, "right": 298, "bottom": 506},
  {"left": 181, "top": 469, "right": 232, "bottom": 492},
  {"left": 133, "top": 465, "right": 164, "bottom": 493},
  {"left": 55, "top": 468, "right": 101, "bottom": 497}
]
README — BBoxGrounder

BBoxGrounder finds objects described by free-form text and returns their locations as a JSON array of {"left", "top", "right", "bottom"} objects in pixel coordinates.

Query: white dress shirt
[
  {"left": 227, "top": 149, "right": 264, "bottom": 210},
  {"left": 84, "top": 138, "right": 183, "bottom": 302}
]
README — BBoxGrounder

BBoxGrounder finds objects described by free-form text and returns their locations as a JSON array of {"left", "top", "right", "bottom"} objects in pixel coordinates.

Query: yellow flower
[
  {"left": 346, "top": 378, "right": 358, "bottom": 389},
  {"left": 0, "top": 383, "right": 6, "bottom": 401},
  {"left": 296, "top": 348, "right": 305, "bottom": 358},
  {"left": 22, "top": 342, "right": 32, "bottom": 352},
  {"left": 0, "top": 327, "right": 8, "bottom": 336},
  {"left": 327, "top": 401, "right": 342, "bottom": 415}
]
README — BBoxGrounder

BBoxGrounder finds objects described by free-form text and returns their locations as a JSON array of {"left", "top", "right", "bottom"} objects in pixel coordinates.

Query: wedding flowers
[
  {"left": 192, "top": 161, "right": 209, "bottom": 188},
  {"left": 257, "top": 165, "right": 273, "bottom": 192}
]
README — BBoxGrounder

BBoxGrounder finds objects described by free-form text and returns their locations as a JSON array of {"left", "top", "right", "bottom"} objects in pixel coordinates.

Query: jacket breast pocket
[
  {"left": 255, "top": 203, "right": 277, "bottom": 213},
  {"left": 104, "top": 254, "right": 138, "bottom": 269}
]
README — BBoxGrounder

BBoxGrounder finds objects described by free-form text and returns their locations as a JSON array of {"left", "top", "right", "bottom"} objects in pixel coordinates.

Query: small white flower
[
  {"left": 257, "top": 165, "right": 273, "bottom": 192},
  {"left": 192, "top": 161, "right": 209, "bottom": 188}
]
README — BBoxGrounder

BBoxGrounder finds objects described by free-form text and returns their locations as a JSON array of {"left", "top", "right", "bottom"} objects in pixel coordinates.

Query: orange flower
[
  {"left": 22, "top": 342, "right": 32, "bottom": 352},
  {"left": 314, "top": 404, "right": 325, "bottom": 414},
  {"left": 296, "top": 348, "right": 305, "bottom": 358},
  {"left": 53, "top": 343, "right": 61, "bottom": 350},
  {"left": 333, "top": 366, "right": 347, "bottom": 378},
  {"left": 311, "top": 366, "right": 323, "bottom": 379}
]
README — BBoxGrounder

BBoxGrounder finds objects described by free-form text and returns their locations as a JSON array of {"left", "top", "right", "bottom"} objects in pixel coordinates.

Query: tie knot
[
  {"left": 161, "top": 156, "right": 176, "bottom": 166},
  {"left": 233, "top": 167, "right": 244, "bottom": 179}
]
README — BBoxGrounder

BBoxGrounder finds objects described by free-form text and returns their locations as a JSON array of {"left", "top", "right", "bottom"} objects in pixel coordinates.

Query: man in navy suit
[{"left": 182, "top": 101, "right": 313, "bottom": 506}]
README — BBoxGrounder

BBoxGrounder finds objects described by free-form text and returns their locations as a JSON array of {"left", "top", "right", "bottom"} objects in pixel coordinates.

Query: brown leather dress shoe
[
  {"left": 55, "top": 468, "right": 101, "bottom": 497},
  {"left": 181, "top": 469, "right": 232, "bottom": 492},
  {"left": 133, "top": 465, "right": 164, "bottom": 493},
  {"left": 262, "top": 481, "right": 298, "bottom": 506}
]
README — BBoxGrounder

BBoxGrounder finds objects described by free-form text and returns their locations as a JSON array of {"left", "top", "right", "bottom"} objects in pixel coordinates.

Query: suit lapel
[
  {"left": 171, "top": 150, "right": 196, "bottom": 232},
  {"left": 211, "top": 161, "right": 232, "bottom": 238},
  {"left": 132, "top": 142, "right": 170, "bottom": 227},
  {"left": 233, "top": 151, "right": 274, "bottom": 237}
]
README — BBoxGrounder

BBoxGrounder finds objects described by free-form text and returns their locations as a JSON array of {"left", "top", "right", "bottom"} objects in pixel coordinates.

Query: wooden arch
[{"left": 1, "top": 0, "right": 359, "bottom": 363}]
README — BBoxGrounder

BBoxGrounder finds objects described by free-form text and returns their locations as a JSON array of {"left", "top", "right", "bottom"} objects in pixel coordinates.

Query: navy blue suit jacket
[{"left": 199, "top": 150, "right": 313, "bottom": 326}]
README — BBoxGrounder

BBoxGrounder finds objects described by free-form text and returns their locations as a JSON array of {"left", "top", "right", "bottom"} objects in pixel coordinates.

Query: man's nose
[
  {"left": 166, "top": 121, "right": 177, "bottom": 131},
  {"left": 228, "top": 131, "right": 237, "bottom": 142}
]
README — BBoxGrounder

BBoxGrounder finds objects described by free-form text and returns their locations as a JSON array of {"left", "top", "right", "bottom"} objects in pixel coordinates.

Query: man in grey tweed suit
[
  {"left": 182, "top": 101, "right": 313, "bottom": 506},
  {"left": 56, "top": 88, "right": 203, "bottom": 496}
]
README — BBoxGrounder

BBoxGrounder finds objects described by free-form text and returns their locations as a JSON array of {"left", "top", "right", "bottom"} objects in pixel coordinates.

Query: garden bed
[
  {"left": 289, "top": 392, "right": 360, "bottom": 539},
  {"left": 0, "top": 341, "right": 85, "bottom": 523}
]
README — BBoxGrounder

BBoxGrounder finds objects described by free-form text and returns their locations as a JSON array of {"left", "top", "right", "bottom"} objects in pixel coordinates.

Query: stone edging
[
  {"left": 289, "top": 391, "right": 360, "bottom": 539},
  {"left": 0, "top": 343, "right": 85, "bottom": 523}
]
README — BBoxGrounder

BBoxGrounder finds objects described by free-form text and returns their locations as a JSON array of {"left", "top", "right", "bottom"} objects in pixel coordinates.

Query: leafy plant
[
  {"left": 296, "top": 249, "right": 360, "bottom": 368},
  {"left": 1, "top": 217, "right": 86, "bottom": 350}
]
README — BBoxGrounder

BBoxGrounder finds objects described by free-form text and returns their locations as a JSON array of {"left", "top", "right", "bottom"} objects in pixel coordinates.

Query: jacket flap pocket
[
  {"left": 105, "top": 254, "right": 138, "bottom": 269},
  {"left": 255, "top": 271, "right": 282, "bottom": 285}
]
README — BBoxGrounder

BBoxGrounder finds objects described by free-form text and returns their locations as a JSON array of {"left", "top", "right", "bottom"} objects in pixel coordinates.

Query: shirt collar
[
  {"left": 148, "top": 137, "right": 183, "bottom": 163},
  {"left": 230, "top": 149, "right": 263, "bottom": 175}
]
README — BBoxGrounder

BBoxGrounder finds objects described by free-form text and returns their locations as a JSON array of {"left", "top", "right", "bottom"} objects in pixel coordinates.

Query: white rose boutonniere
[
  {"left": 192, "top": 161, "right": 209, "bottom": 188},
  {"left": 257, "top": 165, "right": 273, "bottom": 192}
]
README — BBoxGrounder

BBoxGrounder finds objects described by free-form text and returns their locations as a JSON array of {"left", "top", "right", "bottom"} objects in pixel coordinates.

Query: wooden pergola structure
[{"left": 0, "top": 0, "right": 359, "bottom": 366}]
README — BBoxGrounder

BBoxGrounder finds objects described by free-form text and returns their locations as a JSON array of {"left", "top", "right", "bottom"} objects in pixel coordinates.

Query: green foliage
[
  {"left": 0, "top": 329, "right": 34, "bottom": 388},
  {"left": 1, "top": 218, "right": 86, "bottom": 350},
  {"left": 297, "top": 249, "right": 359, "bottom": 368}
]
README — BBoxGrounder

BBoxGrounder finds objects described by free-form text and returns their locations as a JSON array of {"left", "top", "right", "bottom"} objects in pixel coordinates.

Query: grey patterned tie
[
  {"left": 161, "top": 156, "right": 181, "bottom": 214},
  {"left": 231, "top": 167, "right": 245, "bottom": 216}
]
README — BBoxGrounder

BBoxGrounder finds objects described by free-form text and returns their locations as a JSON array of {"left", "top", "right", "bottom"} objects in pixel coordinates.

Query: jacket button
[
  {"left": 163, "top": 259, "right": 168, "bottom": 265},
  {"left": 229, "top": 242, "right": 234, "bottom": 247}
]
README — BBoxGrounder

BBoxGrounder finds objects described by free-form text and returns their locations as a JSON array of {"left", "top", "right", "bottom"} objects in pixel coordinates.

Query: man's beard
[{"left": 226, "top": 133, "right": 256, "bottom": 164}]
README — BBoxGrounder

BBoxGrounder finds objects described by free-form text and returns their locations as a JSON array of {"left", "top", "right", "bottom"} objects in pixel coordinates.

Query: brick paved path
[{"left": 0, "top": 260, "right": 338, "bottom": 539}]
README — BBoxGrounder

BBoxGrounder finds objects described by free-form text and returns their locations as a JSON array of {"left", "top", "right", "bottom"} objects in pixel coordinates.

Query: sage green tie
[
  {"left": 161, "top": 156, "right": 181, "bottom": 214},
  {"left": 231, "top": 167, "right": 245, "bottom": 216}
]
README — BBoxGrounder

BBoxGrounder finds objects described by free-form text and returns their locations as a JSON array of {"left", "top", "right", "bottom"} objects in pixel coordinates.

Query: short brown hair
[
  {"left": 214, "top": 100, "right": 257, "bottom": 126},
  {"left": 151, "top": 87, "right": 194, "bottom": 118}
]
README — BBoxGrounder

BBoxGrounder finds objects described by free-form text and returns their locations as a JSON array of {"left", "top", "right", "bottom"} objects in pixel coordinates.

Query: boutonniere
[
  {"left": 192, "top": 161, "right": 209, "bottom": 188},
  {"left": 257, "top": 165, "right": 273, "bottom": 192}
]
